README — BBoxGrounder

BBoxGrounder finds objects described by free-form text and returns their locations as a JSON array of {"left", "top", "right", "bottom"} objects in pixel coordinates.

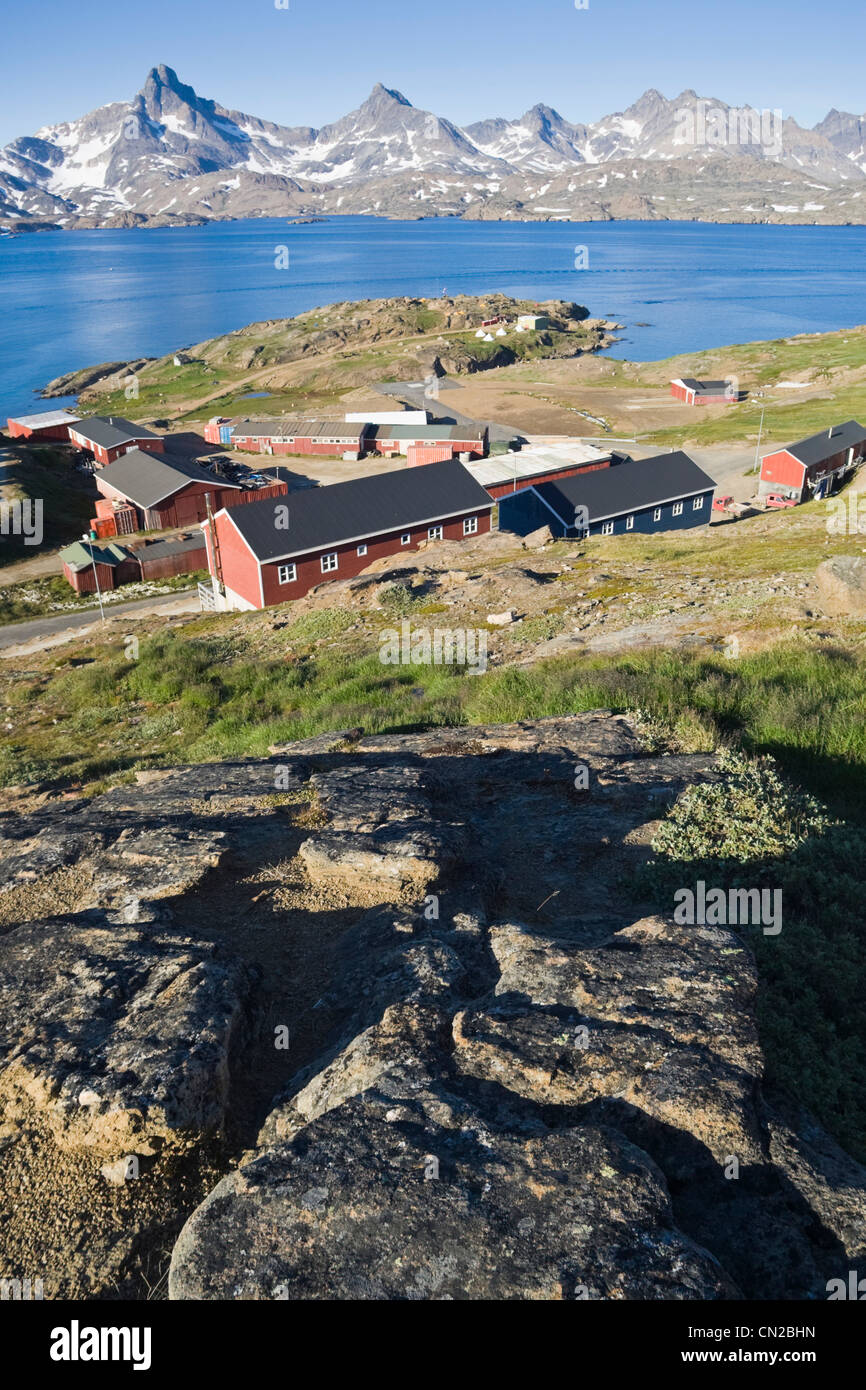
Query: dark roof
[
  {"left": 783, "top": 420, "right": 866, "bottom": 468},
  {"left": 530, "top": 451, "right": 716, "bottom": 526},
  {"left": 98, "top": 449, "right": 241, "bottom": 509},
  {"left": 677, "top": 378, "right": 730, "bottom": 394},
  {"left": 133, "top": 534, "right": 207, "bottom": 562},
  {"left": 222, "top": 458, "right": 493, "bottom": 562},
  {"left": 368, "top": 423, "right": 486, "bottom": 442},
  {"left": 70, "top": 416, "right": 159, "bottom": 448}
]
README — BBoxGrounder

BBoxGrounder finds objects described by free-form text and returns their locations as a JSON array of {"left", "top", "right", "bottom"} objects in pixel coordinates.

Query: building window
[
  {"left": 653, "top": 507, "right": 662, "bottom": 521},
  {"left": 277, "top": 563, "right": 297, "bottom": 585},
  {"left": 601, "top": 521, "right": 614, "bottom": 536},
  {"left": 692, "top": 495, "right": 704, "bottom": 510},
  {"left": 401, "top": 533, "right": 411, "bottom": 545},
  {"left": 626, "top": 514, "right": 634, "bottom": 530},
  {"left": 428, "top": 525, "right": 443, "bottom": 540},
  {"left": 357, "top": 544, "right": 368, "bottom": 556},
  {"left": 321, "top": 552, "right": 338, "bottom": 573},
  {"left": 463, "top": 515, "right": 478, "bottom": 535},
  {"left": 672, "top": 501, "right": 684, "bottom": 517}
]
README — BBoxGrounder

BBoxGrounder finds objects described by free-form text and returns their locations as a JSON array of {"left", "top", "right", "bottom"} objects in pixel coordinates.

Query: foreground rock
[
  {"left": 170, "top": 1094, "right": 736, "bottom": 1301},
  {"left": 0, "top": 913, "right": 251, "bottom": 1157},
  {"left": 2, "top": 714, "right": 865, "bottom": 1299}
]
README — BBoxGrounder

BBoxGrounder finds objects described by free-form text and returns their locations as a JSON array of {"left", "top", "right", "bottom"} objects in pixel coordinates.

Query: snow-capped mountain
[{"left": 2, "top": 65, "right": 865, "bottom": 230}]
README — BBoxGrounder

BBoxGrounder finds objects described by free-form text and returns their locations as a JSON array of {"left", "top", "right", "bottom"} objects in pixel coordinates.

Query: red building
[
  {"left": 60, "top": 534, "right": 207, "bottom": 593},
  {"left": 365, "top": 423, "right": 488, "bottom": 459},
  {"left": 6, "top": 409, "right": 80, "bottom": 441},
  {"left": 230, "top": 420, "right": 366, "bottom": 457},
  {"left": 94, "top": 449, "right": 245, "bottom": 531},
  {"left": 68, "top": 417, "right": 166, "bottom": 467},
  {"left": 670, "top": 378, "right": 739, "bottom": 406},
  {"left": 203, "top": 458, "right": 494, "bottom": 611},
  {"left": 60, "top": 540, "right": 140, "bottom": 594},
  {"left": 759, "top": 420, "right": 866, "bottom": 503}
]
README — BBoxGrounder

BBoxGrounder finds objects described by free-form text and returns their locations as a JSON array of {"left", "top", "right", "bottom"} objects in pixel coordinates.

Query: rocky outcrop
[
  {"left": 816, "top": 554, "right": 866, "bottom": 617},
  {"left": 0, "top": 912, "right": 251, "bottom": 1156},
  {"left": 1, "top": 714, "right": 865, "bottom": 1299}
]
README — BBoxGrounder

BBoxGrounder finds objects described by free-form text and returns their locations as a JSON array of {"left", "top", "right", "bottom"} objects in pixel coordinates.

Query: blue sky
[{"left": 1, "top": 0, "right": 862, "bottom": 146}]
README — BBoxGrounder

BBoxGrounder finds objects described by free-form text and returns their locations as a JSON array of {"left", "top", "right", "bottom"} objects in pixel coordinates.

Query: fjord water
[{"left": 2, "top": 217, "right": 866, "bottom": 418}]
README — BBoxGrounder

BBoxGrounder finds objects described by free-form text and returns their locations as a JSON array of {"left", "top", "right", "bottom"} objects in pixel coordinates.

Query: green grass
[
  {"left": 7, "top": 635, "right": 866, "bottom": 817},
  {"left": 638, "top": 749, "right": 866, "bottom": 1160}
]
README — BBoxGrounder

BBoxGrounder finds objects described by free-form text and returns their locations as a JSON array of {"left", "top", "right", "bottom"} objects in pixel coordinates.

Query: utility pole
[
  {"left": 753, "top": 404, "right": 766, "bottom": 475},
  {"left": 83, "top": 535, "right": 105, "bottom": 623}
]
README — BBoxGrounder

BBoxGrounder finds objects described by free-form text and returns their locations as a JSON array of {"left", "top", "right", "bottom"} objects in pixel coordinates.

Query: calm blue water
[{"left": 2, "top": 217, "right": 866, "bottom": 419}]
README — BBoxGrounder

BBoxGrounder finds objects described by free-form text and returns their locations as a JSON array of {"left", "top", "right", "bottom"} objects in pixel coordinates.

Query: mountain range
[{"left": 2, "top": 64, "right": 866, "bottom": 230}]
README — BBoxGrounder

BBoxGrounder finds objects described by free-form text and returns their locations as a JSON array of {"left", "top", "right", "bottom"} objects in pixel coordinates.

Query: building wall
[
  {"left": 759, "top": 449, "right": 805, "bottom": 497},
  {"left": 7, "top": 420, "right": 74, "bottom": 441},
  {"left": 207, "top": 514, "right": 263, "bottom": 609},
  {"left": 499, "top": 489, "right": 714, "bottom": 538},
  {"left": 62, "top": 560, "right": 120, "bottom": 594},
  {"left": 213, "top": 508, "right": 492, "bottom": 610},
  {"left": 69, "top": 431, "right": 165, "bottom": 467},
  {"left": 261, "top": 510, "right": 492, "bottom": 607},
  {"left": 231, "top": 435, "right": 363, "bottom": 456},
  {"left": 369, "top": 434, "right": 487, "bottom": 459},
  {"left": 407, "top": 444, "right": 458, "bottom": 467},
  {"left": 136, "top": 543, "right": 207, "bottom": 580}
]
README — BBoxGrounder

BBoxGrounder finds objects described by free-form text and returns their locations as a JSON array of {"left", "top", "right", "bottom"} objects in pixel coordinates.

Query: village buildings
[{"left": 202, "top": 457, "right": 494, "bottom": 611}]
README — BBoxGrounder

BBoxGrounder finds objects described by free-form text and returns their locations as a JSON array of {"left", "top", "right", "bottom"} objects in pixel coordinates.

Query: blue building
[{"left": 497, "top": 451, "right": 716, "bottom": 539}]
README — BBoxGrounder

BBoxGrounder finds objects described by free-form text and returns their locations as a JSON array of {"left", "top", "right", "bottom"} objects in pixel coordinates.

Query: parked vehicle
[{"left": 764, "top": 492, "right": 799, "bottom": 509}]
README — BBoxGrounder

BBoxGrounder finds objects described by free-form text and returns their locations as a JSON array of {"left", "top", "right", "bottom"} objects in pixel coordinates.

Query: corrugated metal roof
[
  {"left": 60, "top": 540, "right": 131, "bottom": 572},
  {"left": 8, "top": 409, "right": 80, "bottom": 429},
  {"left": 233, "top": 419, "right": 364, "bottom": 439},
  {"left": 222, "top": 458, "right": 493, "bottom": 562},
  {"left": 465, "top": 442, "right": 610, "bottom": 490}
]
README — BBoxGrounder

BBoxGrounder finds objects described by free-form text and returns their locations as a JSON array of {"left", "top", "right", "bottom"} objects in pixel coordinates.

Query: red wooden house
[
  {"left": 759, "top": 420, "right": 866, "bottom": 503},
  {"left": 203, "top": 458, "right": 494, "bottom": 611},
  {"left": 94, "top": 449, "right": 244, "bottom": 531},
  {"left": 68, "top": 417, "right": 166, "bottom": 467}
]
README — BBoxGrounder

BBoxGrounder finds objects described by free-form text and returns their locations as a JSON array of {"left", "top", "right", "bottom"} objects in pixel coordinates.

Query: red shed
[
  {"left": 759, "top": 420, "right": 866, "bottom": 502},
  {"left": 6, "top": 409, "right": 80, "bottom": 442},
  {"left": 59, "top": 540, "right": 138, "bottom": 594},
  {"left": 670, "top": 378, "right": 739, "bottom": 406}
]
